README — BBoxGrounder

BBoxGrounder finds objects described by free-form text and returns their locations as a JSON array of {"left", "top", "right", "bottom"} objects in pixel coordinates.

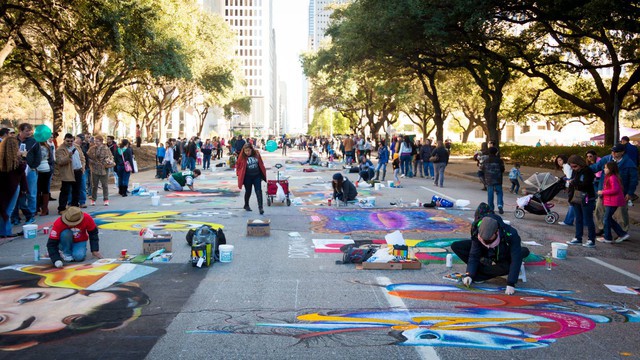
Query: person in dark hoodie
[
  {"left": 481, "top": 146, "right": 505, "bottom": 214},
  {"left": 332, "top": 173, "right": 357, "bottom": 205},
  {"left": 451, "top": 206, "right": 529, "bottom": 295}
]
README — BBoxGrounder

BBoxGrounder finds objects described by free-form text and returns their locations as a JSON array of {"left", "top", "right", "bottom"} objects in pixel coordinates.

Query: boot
[
  {"left": 374, "top": 171, "right": 379, "bottom": 181},
  {"left": 119, "top": 186, "right": 127, "bottom": 197},
  {"left": 40, "top": 193, "right": 49, "bottom": 216},
  {"left": 382, "top": 170, "right": 386, "bottom": 181},
  {"left": 36, "top": 194, "right": 42, "bottom": 215}
]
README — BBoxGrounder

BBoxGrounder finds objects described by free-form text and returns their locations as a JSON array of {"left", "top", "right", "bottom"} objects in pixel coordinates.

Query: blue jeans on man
[
  {"left": 187, "top": 157, "right": 196, "bottom": 171},
  {"left": 423, "top": 161, "right": 434, "bottom": 177},
  {"left": 26, "top": 168, "right": 38, "bottom": 215},
  {"left": 487, "top": 184, "right": 504, "bottom": 212},
  {"left": 59, "top": 229, "right": 88, "bottom": 261}
]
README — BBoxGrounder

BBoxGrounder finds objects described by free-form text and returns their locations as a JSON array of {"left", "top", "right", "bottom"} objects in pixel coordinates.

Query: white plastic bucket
[
  {"left": 149, "top": 190, "right": 158, "bottom": 197},
  {"left": 551, "top": 242, "right": 568, "bottom": 260},
  {"left": 151, "top": 196, "right": 160, "bottom": 206},
  {"left": 219, "top": 245, "right": 234, "bottom": 263},
  {"left": 367, "top": 197, "right": 376, "bottom": 206},
  {"left": 23, "top": 224, "right": 38, "bottom": 239},
  {"left": 374, "top": 183, "right": 381, "bottom": 191}
]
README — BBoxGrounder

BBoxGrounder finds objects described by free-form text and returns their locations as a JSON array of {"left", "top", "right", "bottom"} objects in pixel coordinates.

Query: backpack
[
  {"left": 339, "top": 245, "right": 376, "bottom": 264},
  {"left": 186, "top": 225, "right": 227, "bottom": 261},
  {"left": 508, "top": 168, "right": 519, "bottom": 180}
]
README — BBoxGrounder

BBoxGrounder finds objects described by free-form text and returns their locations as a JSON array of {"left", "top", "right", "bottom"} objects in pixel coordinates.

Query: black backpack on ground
[{"left": 186, "top": 225, "right": 227, "bottom": 261}]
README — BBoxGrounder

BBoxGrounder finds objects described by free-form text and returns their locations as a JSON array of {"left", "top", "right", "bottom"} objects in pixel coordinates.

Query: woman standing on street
[
  {"left": 36, "top": 140, "right": 54, "bottom": 215},
  {"left": 236, "top": 143, "right": 267, "bottom": 214},
  {"left": 399, "top": 135, "right": 413, "bottom": 178},
  {"left": 374, "top": 140, "right": 389, "bottom": 181},
  {"left": 0, "top": 137, "right": 27, "bottom": 237},
  {"left": 566, "top": 154, "right": 597, "bottom": 248},
  {"left": 115, "top": 139, "right": 134, "bottom": 197},
  {"left": 555, "top": 154, "right": 574, "bottom": 226},
  {"left": 431, "top": 140, "right": 450, "bottom": 187}
]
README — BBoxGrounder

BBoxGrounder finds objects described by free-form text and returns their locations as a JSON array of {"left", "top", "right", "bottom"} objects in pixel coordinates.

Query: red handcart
[{"left": 266, "top": 163, "right": 291, "bottom": 206}]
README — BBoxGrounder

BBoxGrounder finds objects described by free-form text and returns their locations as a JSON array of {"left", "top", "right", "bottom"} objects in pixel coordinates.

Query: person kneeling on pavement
[
  {"left": 164, "top": 169, "right": 201, "bottom": 191},
  {"left": 451, "top": 214, "right": 529, "bottom": 295},
  {"left": 332, "top": 173, "right": 357, "bottom": 205},
  {"left": 47, "top": 206, "right": 103, "bottom": 268}
]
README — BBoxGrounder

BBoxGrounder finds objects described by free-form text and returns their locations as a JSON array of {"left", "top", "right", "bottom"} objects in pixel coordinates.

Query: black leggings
[
  {"left": 37, "top": 171, "right": 52, "bottom": 196},
  {"left": 243, "top": 175, "right": 263, "bottom": 208}
]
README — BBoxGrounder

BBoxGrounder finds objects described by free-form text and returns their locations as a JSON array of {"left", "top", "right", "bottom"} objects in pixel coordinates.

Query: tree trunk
[
  {"left": 52, "top": 96, "right": 65, "bottom": 135},
  {"left": 603, "top": 113, "right": 616, "bottom": 146}
]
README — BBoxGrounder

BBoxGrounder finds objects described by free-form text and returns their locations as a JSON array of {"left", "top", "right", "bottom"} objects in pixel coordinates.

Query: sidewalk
[{"left": 444, "top": 156, "right": 640, "bottom": 225}]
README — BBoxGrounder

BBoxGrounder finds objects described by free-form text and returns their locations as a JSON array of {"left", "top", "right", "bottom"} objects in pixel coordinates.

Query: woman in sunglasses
[
  {"left": 451, "top": 212, "right": 530, "bottom": 295},
  {"left": 566, "top": 154, "right": 597, "bottom": 248}
]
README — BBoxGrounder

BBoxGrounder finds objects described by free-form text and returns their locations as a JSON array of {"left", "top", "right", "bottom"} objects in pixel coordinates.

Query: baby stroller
[
  {"left": 514, "top": 172, "right": 566, "bottom": 224},
  {"left": 266, "top": 163, "right": 291, "bottom": 206}
]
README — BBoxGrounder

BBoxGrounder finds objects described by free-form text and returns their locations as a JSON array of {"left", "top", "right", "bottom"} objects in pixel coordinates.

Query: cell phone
[{"left": 19, "top": 144, "right": 26, "bottom": 152}]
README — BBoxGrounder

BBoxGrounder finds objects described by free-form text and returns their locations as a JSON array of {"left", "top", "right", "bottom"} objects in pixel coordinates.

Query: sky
[{"left": 272, "top": 0, "right": 309, "bottom": 133}]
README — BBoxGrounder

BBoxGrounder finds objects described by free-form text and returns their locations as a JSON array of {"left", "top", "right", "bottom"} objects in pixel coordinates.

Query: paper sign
[
  {"left": 605, "top": 284, "right": 639, "bottom": 295},
  {"left": 385, "top": 230, "right": 405, "bottom": 246}
]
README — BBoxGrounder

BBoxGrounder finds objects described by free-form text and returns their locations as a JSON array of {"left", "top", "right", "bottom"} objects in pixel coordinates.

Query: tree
[{"left": 487, "top": 0, "right": 640, "bottom": 145}]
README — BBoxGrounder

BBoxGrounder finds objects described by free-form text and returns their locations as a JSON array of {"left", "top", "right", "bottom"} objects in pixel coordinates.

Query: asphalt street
[{"left": 0, "top": 149, "right": 638, "bottom": 360}]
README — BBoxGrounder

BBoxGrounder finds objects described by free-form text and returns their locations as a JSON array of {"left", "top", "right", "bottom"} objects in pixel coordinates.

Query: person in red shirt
[{"left": 46, "top": 206, "right": 103, "bottom": 268}]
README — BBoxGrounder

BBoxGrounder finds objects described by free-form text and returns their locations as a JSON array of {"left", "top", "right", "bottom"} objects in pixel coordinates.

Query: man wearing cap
[
  {"left": 589, "top": 143, "right": 638, "bottom": 239},
  {"left": 451, "top": 214, "right": 530, "bottom": 295},
  {"left": 46, "top": 206, "right": 103, "bottom": 268},
  {"left": 332, "top": 173, "right": 358, "bottom": 204}
]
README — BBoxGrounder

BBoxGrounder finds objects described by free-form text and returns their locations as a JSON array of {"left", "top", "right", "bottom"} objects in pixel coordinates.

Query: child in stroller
[{"left": 514, "top": 172, "right": 566, "bottom": 224}]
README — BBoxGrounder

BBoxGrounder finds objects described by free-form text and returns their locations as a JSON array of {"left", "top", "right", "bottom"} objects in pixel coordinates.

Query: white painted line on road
[
  {"left": 420, "top": 186, "right": 458, "bottom": 202},
  {"left": 376, "top": 276, "right": 440, "bottom": 360},
  {"left": 586, "top": 257, "right": 640, "bottom": 282}
]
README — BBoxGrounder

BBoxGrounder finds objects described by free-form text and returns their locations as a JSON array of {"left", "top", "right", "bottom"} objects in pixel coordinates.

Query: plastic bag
[{"left": 276, "top": 182, "right": 286, "bottom": 202}]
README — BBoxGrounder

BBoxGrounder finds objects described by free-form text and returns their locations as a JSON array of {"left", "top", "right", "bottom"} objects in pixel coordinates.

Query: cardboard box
[
  {"left": 359, "top": 260, "right": 422, "bottom": 270},
  {"left": 142, "top": 232, "right": 173, "bottom": 255},
  {"left": 247, "top": 219, "right": 270, "bottom": 237}
]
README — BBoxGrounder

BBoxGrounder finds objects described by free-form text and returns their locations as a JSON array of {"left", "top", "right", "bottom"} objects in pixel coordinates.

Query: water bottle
[
  {"left": 545, "top": 252, "right": 552, "bottom": 271},
  {"left": 445, "top": 253, "right": 453, "bottom": 268},
  {"left": 34, "top": 245, "right": 40, "bottom": 262}
]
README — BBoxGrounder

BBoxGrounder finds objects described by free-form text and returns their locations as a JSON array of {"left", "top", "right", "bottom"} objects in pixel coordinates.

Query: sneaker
[
  {"left": 61, "top": 253, "right": 74, "bottom": 261},
  {"left": 557, "top": 222, "right": 568, "bottom": 226},
  {"left": 615, "top": 234, "right": 630, "bottom": 243},
  {"left": 24, "top": 217, "right": 35, "bottom": 225},
  {"left": 583, "top": 240, "right": 596, "bottom": 248},
  {"left": 498, "top": 207, "right": 504, "bottom": 215},
  {"left": 567, "top": 238, "right": 582, "bottom": 245},
  {"left": 91, "top": 200, "right": 96, "bottom": 206},
  {"left": 103, "top": 200, "right": 109, "bottom": 206},
  {"left": 400, "top": 174, "right": 405, "bottom": 178},
  {"left": 597, "top": 237, "right": 613, "bottom": 244},
  {"left": 80, "top": 204, "right": 87, "bottom": 208},
  {"left": 164, "top": 183, "right": 170, "bottom": 191}
]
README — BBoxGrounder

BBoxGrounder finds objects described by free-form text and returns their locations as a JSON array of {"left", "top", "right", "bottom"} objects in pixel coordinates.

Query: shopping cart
[{"left": 266, "top": 163, "right": 291, "bottom": 206}]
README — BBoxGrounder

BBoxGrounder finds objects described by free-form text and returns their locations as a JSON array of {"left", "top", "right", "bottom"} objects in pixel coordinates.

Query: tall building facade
[{"left": 202, "top": 0, "right": 276, "bottom": 139}]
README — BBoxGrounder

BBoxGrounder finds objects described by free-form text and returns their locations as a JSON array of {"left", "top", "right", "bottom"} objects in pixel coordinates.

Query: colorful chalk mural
[
  {"left": 91, "top": 210, "right": 224, "bottom": 231},
  {"left": 0, "top": 263, "right": 154, "bottom": 351},
  {"left": 302, "top": 208, "right": 469, "bottom": 234},
  {"left": 189, "top": 284, "right": 639, "bottom": 350}
]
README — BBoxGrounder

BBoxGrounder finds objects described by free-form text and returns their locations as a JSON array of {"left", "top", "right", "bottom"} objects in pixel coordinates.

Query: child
[
  {"left": 597, "top": 161, "right": 630, "bottom": 243},
  {"left": 508, "top": 163, "right": 524, "bottom": 194},
  {"left": 392, "top": 153, "right": 401, "bottom": 186}
]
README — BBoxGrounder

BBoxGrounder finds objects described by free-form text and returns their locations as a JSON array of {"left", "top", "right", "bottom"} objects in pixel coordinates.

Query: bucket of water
[
  {"left": 23, "top": 224, "right": 38, "bottom": 239},
  {"left": 219, "top": 245, "right": 234, "bottom": 263},
  {"left": 551, "top": 242, "right": 567, "bottom": 260}
]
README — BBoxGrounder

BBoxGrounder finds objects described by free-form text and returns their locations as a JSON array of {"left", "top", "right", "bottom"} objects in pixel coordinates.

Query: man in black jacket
[
  {"left": 451, "top": 214, "right": 529, "bottom": 295},
  {"left": 12, "top": 123, "right": 41, "bottom": 224},
  {"left": 481, "top": 146, "right": 505, "bottom": 214}
]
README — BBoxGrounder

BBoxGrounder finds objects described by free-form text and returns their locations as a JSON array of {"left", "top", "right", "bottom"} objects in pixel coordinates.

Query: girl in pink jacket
[{"left": 597, "top": 161, "right": 630, "bottom": 243}]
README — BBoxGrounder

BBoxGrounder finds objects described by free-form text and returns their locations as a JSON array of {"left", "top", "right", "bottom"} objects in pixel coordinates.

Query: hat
[
  {"left": 62, "top": 207, "right": 84, "bottom": 226},
  {"left": 332, "top": 173, "right": 343, "bottom": 181},
  {"left": 611, "top": 143, "right": 626, "bottom": 152},
  {"left": 478, "top": 217, "right": 499, "bottom": 240}
]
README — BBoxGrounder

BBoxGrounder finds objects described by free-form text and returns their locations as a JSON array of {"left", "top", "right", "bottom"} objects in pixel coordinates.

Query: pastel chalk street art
[
  {"left": 0, "top": 263, "right": 155, "bottom": 351},
  {"left": 302, "top": 208, "right": 469, "bottom": 234},
  {"left": 91, "top": 210, "right": 224, "bottom": 231},
  {"left": 190, "top": 284, "right": 639, "bottom": 350}
]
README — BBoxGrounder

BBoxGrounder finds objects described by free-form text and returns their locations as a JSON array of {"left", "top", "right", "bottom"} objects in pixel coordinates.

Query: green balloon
[
  {"left": 266, "top": 140, "right": 277, "bottom": 152},
  {"left": 34, "top": 125, "right": 52, "bottom": 143}
]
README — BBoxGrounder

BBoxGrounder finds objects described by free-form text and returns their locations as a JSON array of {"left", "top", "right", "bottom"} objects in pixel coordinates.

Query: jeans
[
  {"left": 603, "top": 206, "right": 626, "bottom": 240},
  {"left": 116, "top": 165, "right": 131, "bottom": 187},
  {"left": 573, "top": 199, "right": 596, "bottom": 241},
  {"left": 375, "top": 162, "right": 387, "bottom": 178},
  {"left": 1, "top": 188, "right": 19, "bottom": 235},
  {"left": 414, "top": 159, "right": 423, "bottom": 176},
  {"left": 59, "top": 229, "right": 88, "bottom": 261},
  {"left": 78, "top": 170, "right": 88, "bottom": 205},
  {"left": 509, "top": 179, "right": 520, "bottom": 194},
  {"left": 400, "top": 154, "right": 412, "bottom": 176},
  {"left": 168, "top": 176, "right": 184, "bottom": 191},
  {"left": 243, "top": 175, "right": 263, "bottom": 208},
  {"left": 181, "top": 155, "right": 188, "bottom": 170},
  {"left": 187, "top": 157, "right": 196, "bottom": 171},
  {"left": 203, "top": 154, "right": 211, "bottom": 169},
  {"left": 487, "top": 184, "right": 504, "bottom": 211},
  {"left": 11, "top": 189, "right": 32, "bottom": 223},
  {"left": 26, "top": 168, "right": 38, "bottom": 215},
  {"left": 563, "top": 205, "right": 575, "bottom": 225},
  {"left": 434, "top": 163, "right": 446, "bottom": 187},
  {"left": 423, "top": 161, "right": 434, "bottom": 177}
]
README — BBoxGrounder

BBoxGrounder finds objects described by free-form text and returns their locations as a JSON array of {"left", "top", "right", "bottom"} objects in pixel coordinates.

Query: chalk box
[
  {"left": 142, "top": 232, "right": 173, "bottom": 255},
  {"left": 359, "top": 260, "right": 422, "bottom": 270},
  {"left": 247, "top": 219, "right": 271, "bottom": 237}
]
